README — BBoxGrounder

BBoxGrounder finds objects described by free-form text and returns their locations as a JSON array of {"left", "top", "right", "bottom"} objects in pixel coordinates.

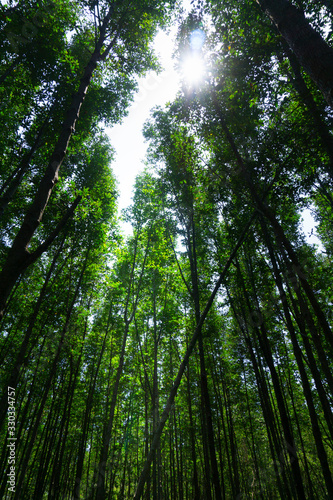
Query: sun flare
[{"left": 182, "top": 54, "right": 205, "bottom": 85}]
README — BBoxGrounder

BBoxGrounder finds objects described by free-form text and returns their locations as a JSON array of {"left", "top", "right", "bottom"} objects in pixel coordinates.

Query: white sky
[{"left": 106, "top": 28, "right": 181, "bottom": 217}]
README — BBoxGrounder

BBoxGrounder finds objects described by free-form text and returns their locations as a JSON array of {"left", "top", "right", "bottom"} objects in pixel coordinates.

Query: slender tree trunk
[
  {"left": 286, "top": 368, "right": 316, "bottom": 499},
  {"left": 50, "top": 313, "right": 90, "bottom": 500},
  {"left": 0, "top": 103, "right": 55, "bottom": 217},
  {"left": 0, "top": 5, "right": 116, "bottom": 315},
  {"left": 284, "top": 278, "right": 333, "bottom": 441},
  {"left": 32, "top": 394, "right": 60, "bottom": 498},
  {"left": 221, "top": 377, "right": 241, "bottom": 498},
  {"left": 209, "top": 358, "right": 228, "bottom": 499},
  {"left": 282, "top": 44, "right": 333, "bottom": 179},
  {"left": 152, "top": 291, "right": 162, "bottom": 500},
  {"left": 256, "top": 0, "right": 333, "bottom": 108},
  {"left": 73, "top": 319, "right": 111, "bottom": 499},
  {"left": 185, "top": 362, "right": 200, "bottom": 499},
  {"left": 0, "top": 231, "right": 67, "bottom": 429},
  {"left": 227, "top": 287, "right": 292, "bottom": 499},
  {"left": 187, "top": 219, "right": 222, "bottom": 500},
  {"left": 133, "top": 218, "right": 255, "bottom": 499},
  {"left": 243, "top": 261, "right": 306, "bottom": 499},
  {"left": 95, "top": 321, "right": 130, "bottom": 500},
  {"left": 95, "top": 237, "right": 150, "bottom": 500},
  {"left": 213, "top": 92, "right": 333, "bottom": 354},
  {"left": 241, "top": 359, "right": 264, "bottom": 498},
  {"left": 261, "top": 222, "right": 333, "bottom": 495},
  {"left": 12, "top": 251, "right": 89, "bottom": 498}
]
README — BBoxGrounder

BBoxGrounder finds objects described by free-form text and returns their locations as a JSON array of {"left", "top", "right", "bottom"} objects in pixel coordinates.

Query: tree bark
[
  {"left": 95, "top": 236, "right": 150, "bottom": 500},
  {"left": 13, "top": 251, "right": 89, "bottom": 498},
  {"left": 0, "top": 230, "right": 67, "bottom": 430},
  {"left": 213, "top": 92, "right": 333, "bottom": 355},
  {"left": 73, "top": 319, "right": 110, "bottom": 499},
  {"left": 283, "top": 44, "right": 333, "bottom": 179},
  {"left": 0, "top": 103, "right": 55, "bottom": 217},
  {"left": 187, "top": 218, "right": 222, "bottom": 500}
]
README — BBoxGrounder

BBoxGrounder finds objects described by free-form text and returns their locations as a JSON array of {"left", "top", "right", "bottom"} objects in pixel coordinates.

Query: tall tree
[{"left": 0, "top": 0, "right": 175, "bottom": 316}]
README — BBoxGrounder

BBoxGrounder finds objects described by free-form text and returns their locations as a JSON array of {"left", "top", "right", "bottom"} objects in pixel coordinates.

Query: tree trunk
[
  {"left": 0, "top": 231, "right": 67, "bottom": 429},
  {"left": 73, "top": 318, "right": 111, "bottom": 499},
  {"left": 257, "top": 0, "right": 333, "bottom": 108},
  {"left": 213, "top": 93, "right": 333, "bottom": 355},
  {"left": 261, "top": 221, "right": 333, "bottom": 495},
  {"left": 95, "top": 236, "right": 150, "bottom": 500},
  {"left": 283, "top": 44, "right": 333, "bottom": 179},
  {"left": 227, "top": 288, "right": 291, "bottom": 499},
  {"left": 12, "top": 250, "right": 88, "bottom": 498},
  {"left": 0, "top": 5, "right": 116, "bottom": 315},
  {"left": 95, "top": 322, "right": 130, "bottom": 500},
  {"left": 185, "top": 361, "right": 200, "bottom": 499},
  {"left": 187, "top": 218, "right": 222, "bottom": 500},
  {"left": 246, "top": 281, "right": 306, "bottom": 498},
  {"left": 133, "top": 218, "right": 255, "bottom": 499},
  {"left": 0, "top": 103, "right": 55, "bottom": 217}
]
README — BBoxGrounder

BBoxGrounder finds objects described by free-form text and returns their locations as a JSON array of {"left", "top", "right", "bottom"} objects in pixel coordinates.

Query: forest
[{"left": 1, "top": 0, "right": 333, "bottom": 498}]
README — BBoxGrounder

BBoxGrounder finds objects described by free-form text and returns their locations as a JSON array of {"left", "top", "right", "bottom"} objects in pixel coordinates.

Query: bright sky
[
  {"left": 106, "top": 28, "right": 181, "bottom": 218},
  {"left": 105, "top": 11, "right": 322, "bottom": 249}
]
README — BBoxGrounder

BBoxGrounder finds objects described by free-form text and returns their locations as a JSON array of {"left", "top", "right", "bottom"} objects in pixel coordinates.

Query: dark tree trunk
[
  {"left": 0, "top": 231, "right": 67, "bottom": 429},
  {"left": 73, "top": 318, "right": 111, "bottom": 499},
  {"left": 185, "top": 361, "right": 200, "bottom": 499},
  {"left": 95, "top": 237, "right": 150, "bottom": 500},
  {"left": 187, "top": 218, "right": 222, "bottom": 500},
  {"left": 227, "top": 287, "right": 292, "bottom": 499},
  {"left": 0, "top": 103, "right": 55, "bottom": 217},
  {"left": 283, "top": 44, "right": 333, "bottom": 179},
  {"left": 50, "top": 310, "right": 90, "bottom": 500},
  {"left": 12, "top": 251, "right": 88, "bottom": 498},
  {"left": 0, "top": 5, "right": 116, "bottom": 315},
  {"left": 213, "top": 93, "right": 333, "bottom": 356},
  {"left": 284, "top": 277, "right": 333, "bottom": 441},
  {"left": 95, "top": 321, "right": 130, "bottom": 500},
  {"left": 257, "top": 0, "right": 333, "bottom": 108},
  {"left": 247, "top": 287, "right": 306, "bottom": 498},
  {"left": 261, "top": 221, "right": 333, "bottom": 495}
]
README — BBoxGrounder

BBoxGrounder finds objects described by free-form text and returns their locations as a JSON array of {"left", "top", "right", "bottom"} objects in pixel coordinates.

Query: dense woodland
[{"left": 1, "top": 0, "right": 333, "bottom": 498}]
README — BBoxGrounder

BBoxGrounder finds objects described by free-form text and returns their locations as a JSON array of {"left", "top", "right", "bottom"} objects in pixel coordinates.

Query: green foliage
[{"left": 1, "top": 0, "right": 333, "bottom": 499}]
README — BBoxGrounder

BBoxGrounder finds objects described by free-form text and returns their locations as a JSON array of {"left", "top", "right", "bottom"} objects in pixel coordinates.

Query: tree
[
  {"left": 255, "top": 0, "right": 333, "bottom": 108},
  {"left": 1, "top": 1, "right": 333, "bottom": 499},
  {"left": 0, "top": 0, "right": 176, "bottom": 316}
]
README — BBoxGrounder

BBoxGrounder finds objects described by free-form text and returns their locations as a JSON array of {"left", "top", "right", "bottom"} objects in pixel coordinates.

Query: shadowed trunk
[{"left": 257, "top": 0, "right": 333, "bottom": 108}]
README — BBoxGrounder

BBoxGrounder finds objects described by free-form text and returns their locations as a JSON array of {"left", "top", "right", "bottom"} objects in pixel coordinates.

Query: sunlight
[
  {"left": 181, "top": 28, "right": 206, "bottom": 86},
  {"left": 182, "top": 54, "right": 205, "bottom": 85}
]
